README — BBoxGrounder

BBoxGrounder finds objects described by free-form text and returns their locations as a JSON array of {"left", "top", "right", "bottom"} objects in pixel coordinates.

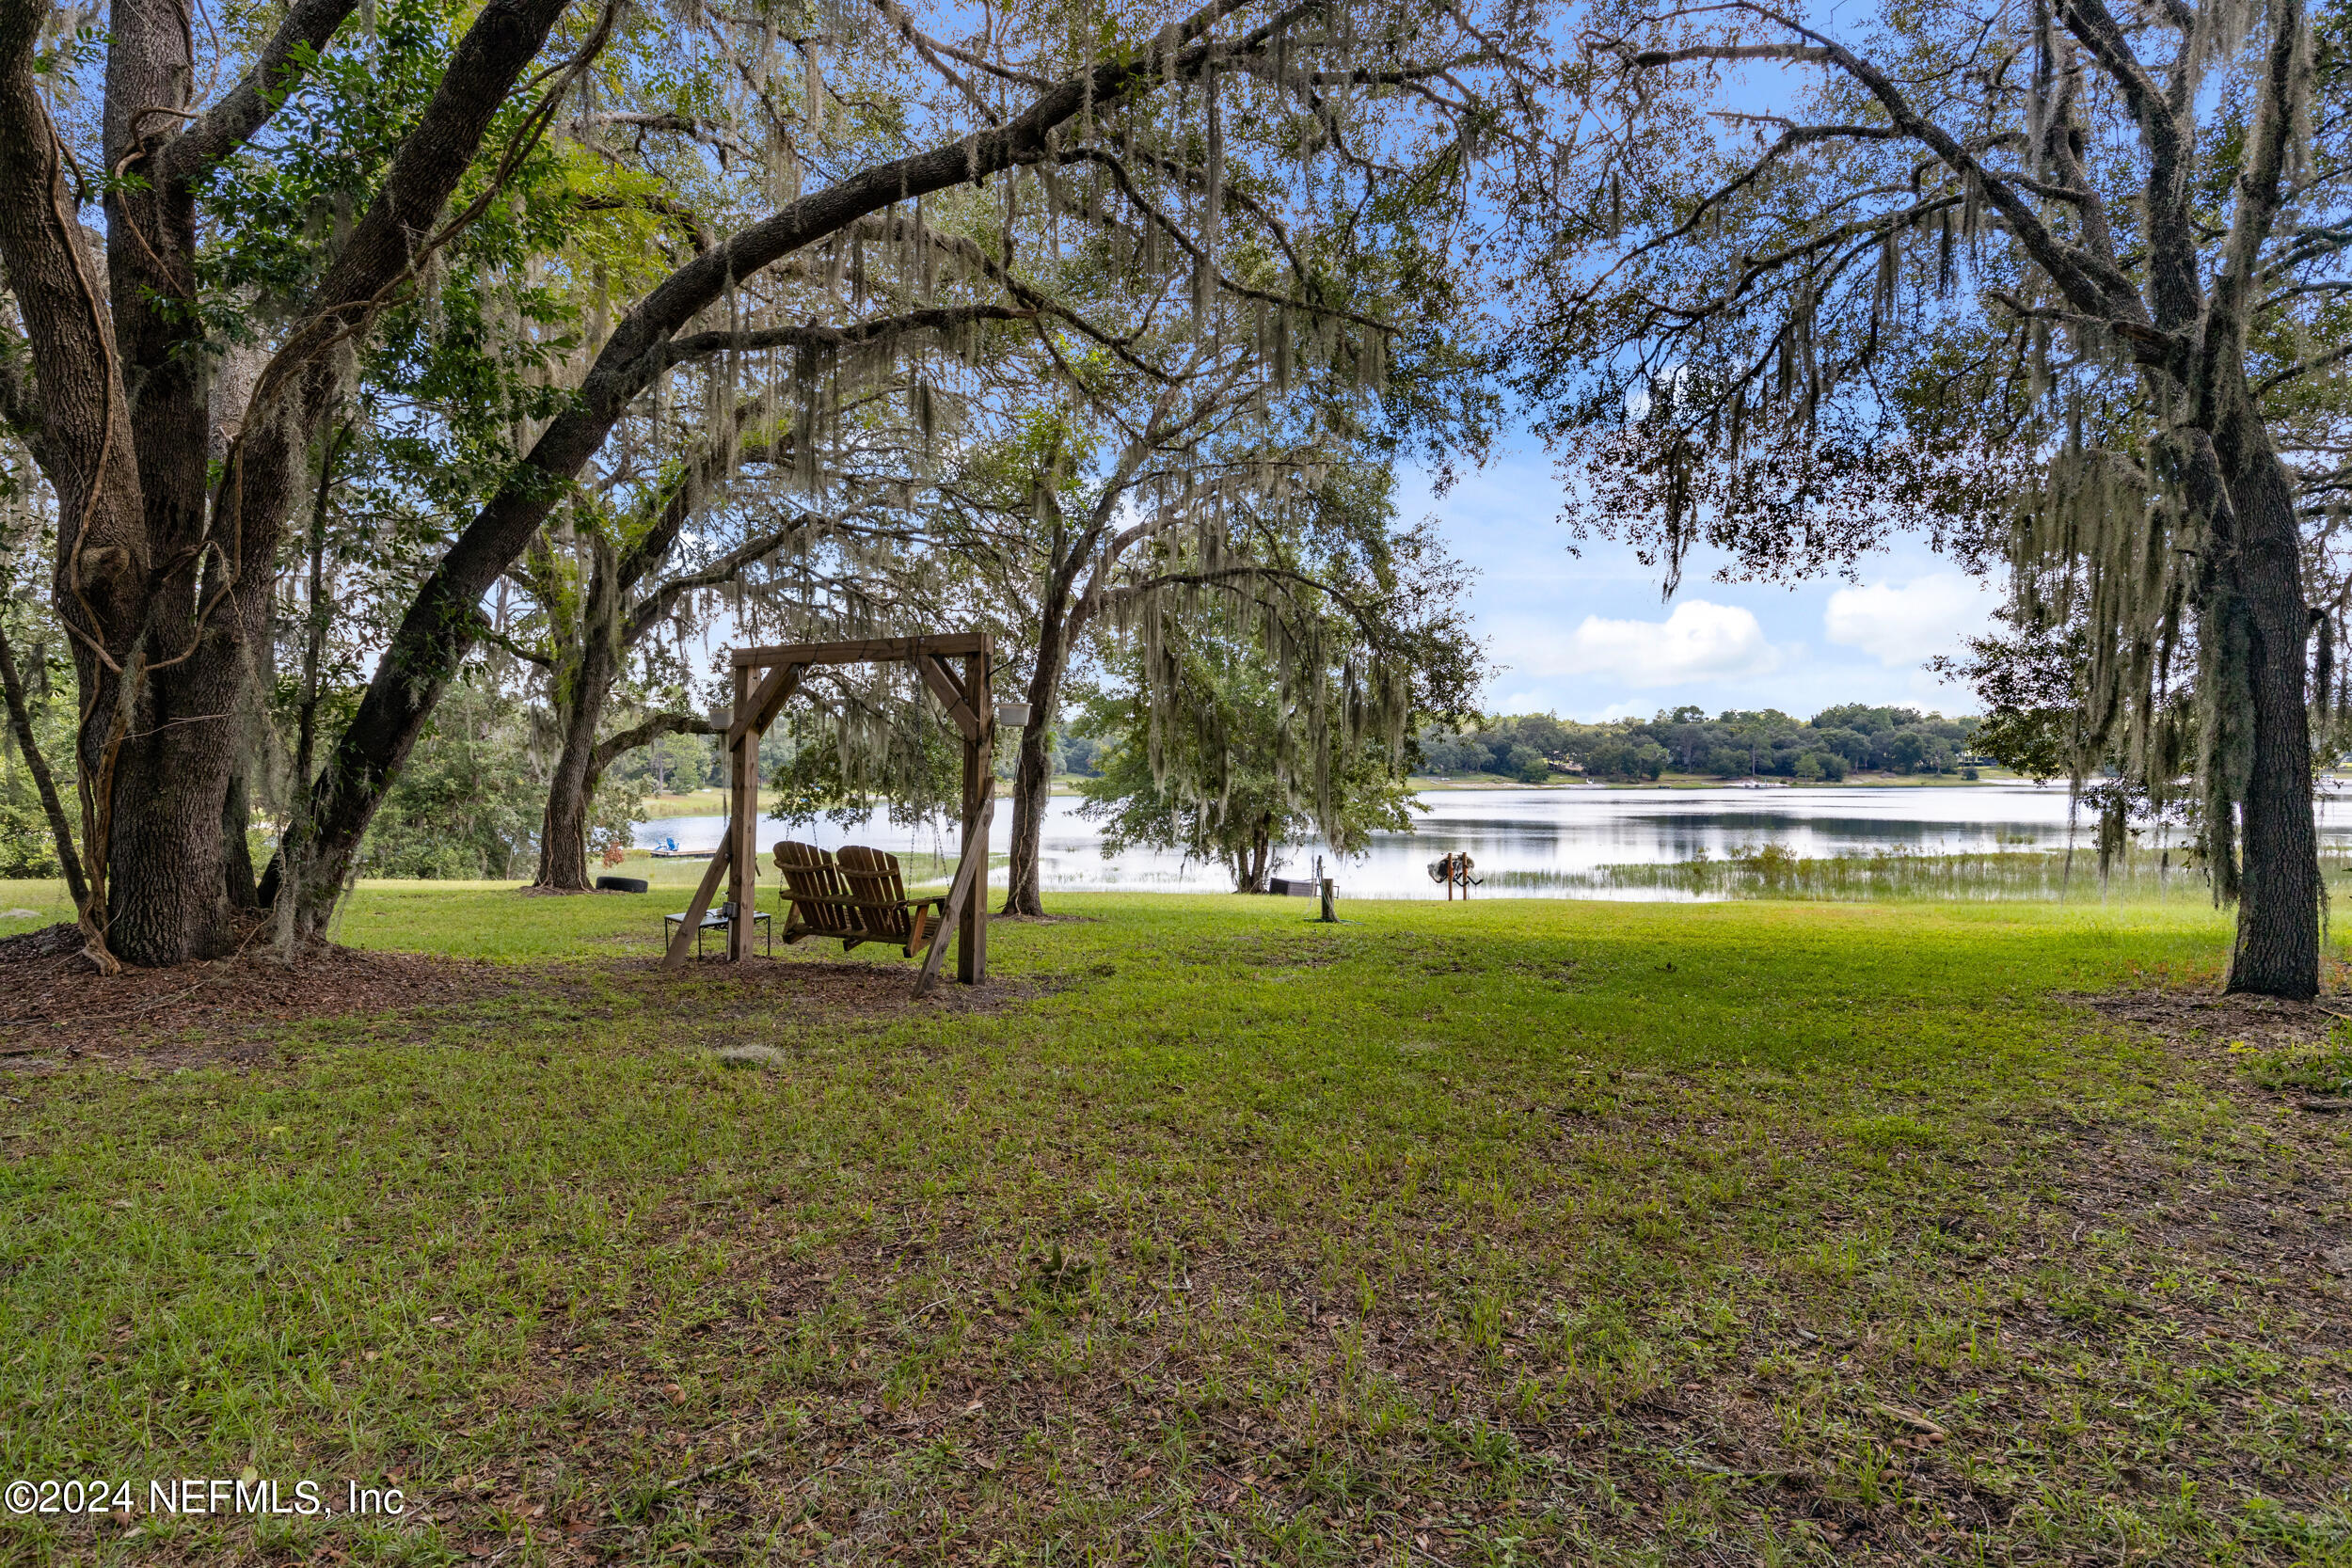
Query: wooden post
[
  {"left": 726, "top": 662, "right": 754, "bottom": 960},
  {"left": 660, "top": 835, "right": 733, "bottom": 970},
  {"left": 914, "top": 814, "right": 985, "bottom": 996},
  {"left": 958, "top": 648, "right": 991, "bottom": 985}
]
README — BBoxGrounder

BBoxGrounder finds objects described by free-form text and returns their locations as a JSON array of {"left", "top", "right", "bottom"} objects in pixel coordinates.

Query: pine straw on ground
[{"left": 0, "top": 927, "right": 1038, "bottom": 1071}]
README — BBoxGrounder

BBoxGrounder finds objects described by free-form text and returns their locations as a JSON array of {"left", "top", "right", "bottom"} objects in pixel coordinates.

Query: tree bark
[
  {"left": 1002, "top": 716, "right": 1056, "bottom": 915},
  {"left": 222, "top": 761, "right": 259, "bottom": 910},
  {"left": 1002, "top": 606, "right": 1073, "bottom": 917},
  {"left": 101, "top": 0, "right": 241, "bottom": 955},
  {"left": 534, "top": 693, "right": 606, "bottom": 891},
  {"left": 2217, "top": 436, "right": 2320, "bottom": 997},
  {"left": 0, "top": 0, "right": 569, "bottom": 963},
  {"left": 533, "top": 539, "right": 622, "bottom": 891},
  {"left": 1233, "top": 819, "right": 1271, "bottom": 893}
]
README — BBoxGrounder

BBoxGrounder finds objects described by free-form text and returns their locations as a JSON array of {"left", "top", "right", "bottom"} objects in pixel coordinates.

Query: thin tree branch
[
  {"left": 155, "top": 0, "right": 365, "bottom": 181},
  {"left": 591, "top": 710, "right": 718, "bottom": 774}
]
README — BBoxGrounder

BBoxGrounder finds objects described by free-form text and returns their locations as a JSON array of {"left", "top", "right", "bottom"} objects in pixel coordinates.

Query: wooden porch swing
[{"left": 659, "top": 634, "right": 995, "bottom": 995}]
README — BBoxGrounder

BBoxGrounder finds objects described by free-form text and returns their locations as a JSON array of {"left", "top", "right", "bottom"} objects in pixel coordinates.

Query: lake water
[{"left": 634, "top": 783, "right": 2352, "bottom": 899}]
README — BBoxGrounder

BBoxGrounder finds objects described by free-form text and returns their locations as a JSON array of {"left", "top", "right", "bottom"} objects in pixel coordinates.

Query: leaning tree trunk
[
  {"left": 533, "top": 542, "right": 624, "bottom": 892},
  {"left": 2217, "top": 430, "right": 2321, "bottom": 998},
  {"left": 279, "top": 43, "right": 1174, "bottom": 940},
  {"left": 1003, "top": 715, "right": 1056, "bottom": 916},
  {"left": 534, "top": 673, "right": 612, "bottom": 891},
  {"left": 1003, "top": 578, "right": 1078, "bottom": 918}
]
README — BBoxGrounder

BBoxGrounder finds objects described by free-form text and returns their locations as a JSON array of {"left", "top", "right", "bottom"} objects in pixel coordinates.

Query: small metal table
[{"left": 663, "top": 901, "right": 771, "bottom": 959}]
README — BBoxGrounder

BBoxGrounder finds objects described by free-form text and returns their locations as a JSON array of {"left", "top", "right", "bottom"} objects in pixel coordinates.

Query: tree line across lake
[
  {"left": 1413, "top": 706, "right": 1987, "bottom": 784},
  {"left": 1, "top": 696, "right": 1983, "bottom": 881}
]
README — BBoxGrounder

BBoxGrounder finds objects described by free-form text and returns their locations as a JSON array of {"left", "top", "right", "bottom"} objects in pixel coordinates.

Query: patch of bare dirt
[
  {"left": 0, "top": 927, "right": 1055, "bottom": 1074},
  {"left": 0, "top": 923, "right": 517, "bottom": 1067},
  {"left": 2055, "top": 982, "right": 2352, "bottom": 1296},
  {"left": 2079, "top": 987, "right": 2352, "bottom": 1058},
  {"left": 599, "top": 955, "right": 1054, "bottom": 1021}
]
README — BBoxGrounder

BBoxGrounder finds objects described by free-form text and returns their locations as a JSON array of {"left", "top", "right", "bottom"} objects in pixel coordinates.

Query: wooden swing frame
[{"left": 659, "top": 633, "right": 994, "bottom": 994}]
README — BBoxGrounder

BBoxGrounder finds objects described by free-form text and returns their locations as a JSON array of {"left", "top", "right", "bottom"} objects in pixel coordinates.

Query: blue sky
[{"left": 1405, "top": 442, "right": 2002, "bottom": 723}]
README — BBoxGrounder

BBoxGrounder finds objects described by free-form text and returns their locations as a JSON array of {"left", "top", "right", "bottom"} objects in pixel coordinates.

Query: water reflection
[{"left": 634, "top": 783, "right": 2352, "bottom": 899}]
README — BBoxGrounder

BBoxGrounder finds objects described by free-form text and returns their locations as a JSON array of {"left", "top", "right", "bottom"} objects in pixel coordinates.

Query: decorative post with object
[
  {"left": 908, "top": 636, "right": 993, "bottom": 995},
  {"left": 1428, "top": 852, "right": 1478, "bottom": 899}
]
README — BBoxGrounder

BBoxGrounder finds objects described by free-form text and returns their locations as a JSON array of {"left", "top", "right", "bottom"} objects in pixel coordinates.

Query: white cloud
[
  {"left": 1532, "top": 599, "right": 1784, "bottom": 689},
  {"left": 1823, "top": 573, "right": 2001, "bottom": 667}
]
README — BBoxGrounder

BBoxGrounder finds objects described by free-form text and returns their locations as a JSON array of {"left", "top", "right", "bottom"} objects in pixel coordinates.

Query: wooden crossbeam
[
  {"left": 727, "top": 661, "right": 803, "bottom": 749},
  {"left": 914, "top": 654, "right": 982, "bottom": 741},
  {"left": 660, "top": 834, "right": 735, "bottom": 969},
  {"left": 733, "top": 634, "right": 987, "bottom": 669}
]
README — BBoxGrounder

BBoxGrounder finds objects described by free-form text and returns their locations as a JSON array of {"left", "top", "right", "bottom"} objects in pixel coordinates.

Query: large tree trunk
[
  {"left": 535, "top": 704, "right": 603, "bottom": 890},
  {"left": 94, "top": 645, "right": 243, "bottom": 962},
  {"left": 46, "top": 0, "right": 252, "bottom": 966},
  {"left": 3, "top": 0, "right": 568, "bottom": 963},
  {"left": 535, "top": 646, "right": 618, "bottom": 891},
  {"left": 532, "top": 536, "right": 624, "bottom": 891},
  {"left": 2190, "top": 9, "right": 2318, "bottom": 1000},
  {"left": 1232, "top": 819, "right": 1271, "bottom": 893},
  {"left": 1002, "top": 612, "right": 1072, "bottom": 917},
  {"left": 2217, "top": 433, "right": 2321, "bottom": 998},
  {"left": 1003, "top": 717, "right": 1055, "bottom": 915}
]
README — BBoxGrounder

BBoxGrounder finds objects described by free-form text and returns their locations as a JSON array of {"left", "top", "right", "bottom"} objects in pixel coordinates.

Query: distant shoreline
[
  {"left": 1399, "top": 770, "right": 2031, "bottom": 792},
  {"left": 634, "top": 772, "right": 2041, "bottom": 816}
]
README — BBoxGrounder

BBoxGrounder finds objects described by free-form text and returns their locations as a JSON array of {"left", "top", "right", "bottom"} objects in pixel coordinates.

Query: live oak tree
[
  {"left": 1074, "top": 506, "right": 1474, "bottom": 889},
  {"left": 941, "top": 343, "right": 1465, "bottom": 917},
  {"left": 504, "top": 336, "right": 948, "bottom": 891},
  {"left": 1511, "top": 0, "right": 2352, "bottom": 995},
  {"left": 901, "top": 89, "right": 1496, "bottom": 916},
  {"left": 0, "top": 0, "right": 1526, "bottom": 965},
  {"left": 0, "top": 0, "right": 612, "bottom": 966}
]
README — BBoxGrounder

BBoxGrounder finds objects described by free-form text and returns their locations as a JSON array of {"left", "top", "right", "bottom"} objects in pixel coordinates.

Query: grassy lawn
[{"left": 4, "top": 886, "right": 2349, "bottom": 1564}]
